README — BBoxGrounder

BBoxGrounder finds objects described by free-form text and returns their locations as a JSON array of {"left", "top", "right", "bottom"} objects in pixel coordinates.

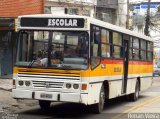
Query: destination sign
[{"left": 21, "top": 18, "right": 85, "bottom": 28}]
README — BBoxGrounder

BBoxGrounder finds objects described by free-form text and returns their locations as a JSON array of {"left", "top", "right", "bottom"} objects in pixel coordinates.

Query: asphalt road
[{"left": 2, "top": 77, "right": 160, "bottom": 119}]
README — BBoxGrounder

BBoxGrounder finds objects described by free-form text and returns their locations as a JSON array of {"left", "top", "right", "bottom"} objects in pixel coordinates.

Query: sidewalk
[
  {"left": 0, "top": 79, "right": 38, "bottom": 113},
  {"left": 0, "top": 79, "right": 12, "bottom": 91}
]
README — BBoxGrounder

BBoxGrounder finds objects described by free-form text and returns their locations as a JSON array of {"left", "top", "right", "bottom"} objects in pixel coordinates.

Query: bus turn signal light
[{"left": 81, "top": 84, "right": 87, "bottom": 90}]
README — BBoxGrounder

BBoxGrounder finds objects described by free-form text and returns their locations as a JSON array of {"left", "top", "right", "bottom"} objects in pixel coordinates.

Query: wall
[
  {"left": 97, "top": 0, "right": 118, "bottom": 9},
  {"left": 45, "top": 1, "right": 95, "bottom": 17},
  {"left": 0, "top": 0, "right": 44, "bottom": 77},
  {"left": 96, "top": 8, "right": 116, "bottom": 24},
  {"left": 0, "top": 31, "right": 13, "bottom": 78},
  {"left": 0, "top": 0, "right": 44, "bottom": 17},
  {"left": 46, "top": 0, "right": 97, "bottom": 5},
  {"left": 116, "top": 0, "right": 128, "bottom": 28},
  {"left": 96, "top": 0, "right": 118, "bottom": 24}
]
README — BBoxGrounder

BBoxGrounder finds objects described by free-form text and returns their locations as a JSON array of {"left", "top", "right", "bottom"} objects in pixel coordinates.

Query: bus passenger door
[{"left": 122, "top": 38, "right": 129, "bottom": 94}]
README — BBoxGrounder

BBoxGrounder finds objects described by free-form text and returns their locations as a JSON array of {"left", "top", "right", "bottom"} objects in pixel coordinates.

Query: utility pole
[
  {"left": 144, "top": 0, "right": 151, "bottom": 36},
  {"left": 126, "top": 0, "right": 130, "bottom": 29},
  {"left": 94, "top": 0, "right": 97, "bottom": 18}
]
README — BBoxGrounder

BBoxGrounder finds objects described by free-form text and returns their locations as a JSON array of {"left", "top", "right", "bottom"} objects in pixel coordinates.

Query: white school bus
[{"left": 12, "top": 14, "right": 153, "bottom": 113}]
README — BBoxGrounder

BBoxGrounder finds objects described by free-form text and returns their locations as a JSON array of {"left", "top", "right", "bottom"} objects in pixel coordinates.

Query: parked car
[{"left": 153, "top": 65, "right": 160, "bottom": 76}]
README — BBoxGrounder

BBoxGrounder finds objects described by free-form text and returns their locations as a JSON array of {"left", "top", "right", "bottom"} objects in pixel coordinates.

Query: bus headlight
[
  {"left": 66, "top": 83, "right": 72, "bottom": 89},
  {"left": 73, "top": 84, "right": 79, "bottom": 89},
  {"left": 25, "top": 81, "right": 31, "bottom": 86},
  {"left": 18, "top": 81, "right": 24, "bottom": 86}
]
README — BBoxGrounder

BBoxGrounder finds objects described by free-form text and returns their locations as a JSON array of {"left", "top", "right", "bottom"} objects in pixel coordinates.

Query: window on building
[
  {"left": 66, "top": 8, "right": 79, "bottom": 15},
  {"left": 83, "top": 9, "right": 90, "bottom": 16}
]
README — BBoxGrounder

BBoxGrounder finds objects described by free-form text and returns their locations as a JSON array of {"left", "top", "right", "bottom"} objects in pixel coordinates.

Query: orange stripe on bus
[
  {"left": 14, "top": 61, "right": 153, "bottom": 78},
  {"left": 101, "top": 59, "right": 153, "bottom": 65}
]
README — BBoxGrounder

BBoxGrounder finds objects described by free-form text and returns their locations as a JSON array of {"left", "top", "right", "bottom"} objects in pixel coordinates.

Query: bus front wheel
[
  {"left": 39, "top": 100, "right": 51, "bottom": 110},
  {"left": 91, "top": 85, "right": 105, "bottom": 114},
  {"left": 128, "top": 80, "right": 140, "bottom": 101}
]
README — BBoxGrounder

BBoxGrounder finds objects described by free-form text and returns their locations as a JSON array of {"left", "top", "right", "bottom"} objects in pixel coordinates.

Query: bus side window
[
  {"left": 147, "top": 42, "right": 153, "bottom": 61},
  {"left": 132, "top": 37, "right": 140, "bottom": 60},
  {"left": 129, "top": 37, "right": 133, "bottom": 59},
  {"left": 140, "top": 40, "right": 147, "bottom": 61},
  {"left": 91, "top": 25, "right": 101, "bottom": 69},
  {"left": 101, "top": 29, "right": 110, "bottom": 58},
  {"left": 92, "top": 26, "right": 100, "bottom": 43},
  {"left": 112, "top": 32, "right": 122, "bottom": 59}
]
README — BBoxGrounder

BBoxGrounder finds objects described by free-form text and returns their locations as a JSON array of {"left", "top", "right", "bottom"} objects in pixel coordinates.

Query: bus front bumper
[{"left": 12, "top": 89, "right": 88, "bottom": 104}]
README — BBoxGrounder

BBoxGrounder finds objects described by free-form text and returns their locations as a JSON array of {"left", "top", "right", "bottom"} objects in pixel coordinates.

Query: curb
[
  {"left": 0, "top": 79, "right": 13, "bottom": 92},
  {"left": 0, "top": 87, "right": 12, "bottom": 92}
]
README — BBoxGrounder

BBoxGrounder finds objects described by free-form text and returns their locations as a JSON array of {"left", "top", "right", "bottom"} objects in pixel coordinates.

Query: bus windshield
[{"left": 16, "top": 30, "right": 89, "bottom": 70}]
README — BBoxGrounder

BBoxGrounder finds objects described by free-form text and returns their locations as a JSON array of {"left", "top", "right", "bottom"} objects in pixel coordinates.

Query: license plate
[{"left": 40, "top": 93, "right": 52, "bottom": 99}]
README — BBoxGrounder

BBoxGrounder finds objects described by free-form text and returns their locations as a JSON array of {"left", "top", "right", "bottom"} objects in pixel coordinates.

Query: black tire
[
  {"left": 91, "top": 85, "right": 105, "bottom": 114},
  {"left": 128, "top": 80, "right": 140, "bottom": 101},
  {"left": 39, "top": 100, "right": 51, "bottom": 110}
]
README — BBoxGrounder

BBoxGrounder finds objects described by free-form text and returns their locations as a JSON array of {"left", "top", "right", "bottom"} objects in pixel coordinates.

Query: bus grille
[
  {"left": 17, "top": 72, "right": 81, "bottom": 90},
  {"left": 32, "top": 81, "right": 64, "bottom": 89}
]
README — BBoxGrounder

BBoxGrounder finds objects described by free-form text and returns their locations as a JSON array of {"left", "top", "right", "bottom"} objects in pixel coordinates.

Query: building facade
[
  {"left": 96, "top": 0, "right": 118, "bottom": 25},
  {"left": 0, "top": 0, "right": 44, "bottom": 78},
  {"left": 0, "top": 0, "right": 138, "bottom": 77},
  {"left": 117, "top": 0, "right": 128, "bottom": 28},
  {"left": 0, "top": 0, "right": 96, "bottom": 78},
  {"left": 44, "top": 0, "right": 96, "bottom": 17}
]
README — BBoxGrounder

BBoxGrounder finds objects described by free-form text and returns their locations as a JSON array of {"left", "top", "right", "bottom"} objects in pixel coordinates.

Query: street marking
[
  {"left": 112, "top": 95, "right": 160, "bottom": 119},
  {"left": 131, "top": 97, "right": 160, "bottom": 113},
  {"left": 123, "top": 96, "right": 160, "bottom": 113}
]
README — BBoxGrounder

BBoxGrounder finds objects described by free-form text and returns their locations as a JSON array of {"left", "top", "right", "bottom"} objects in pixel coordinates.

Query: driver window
[
  {"left": 31, "top": 31, "right": 49, "bottom": 67},
  {"left": 91, "top": 25, "right": 101, "bottom": 69}
]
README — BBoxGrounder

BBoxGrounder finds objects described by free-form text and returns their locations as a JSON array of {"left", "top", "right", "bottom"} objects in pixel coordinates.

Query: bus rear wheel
[
  {"left": 91, "top": 85, "right": 105, "bottom": 114},
  {"left": 128, "top": 80, "right": 140, "bottom": 101},
  {"left": 39, "top": 100, "right": 51, "bottom": 110}
]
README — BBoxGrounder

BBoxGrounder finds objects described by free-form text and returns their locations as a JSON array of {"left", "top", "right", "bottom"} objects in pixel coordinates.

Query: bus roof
[{"left": 18, "top": 14, "right": 153, "bottom": 42}]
